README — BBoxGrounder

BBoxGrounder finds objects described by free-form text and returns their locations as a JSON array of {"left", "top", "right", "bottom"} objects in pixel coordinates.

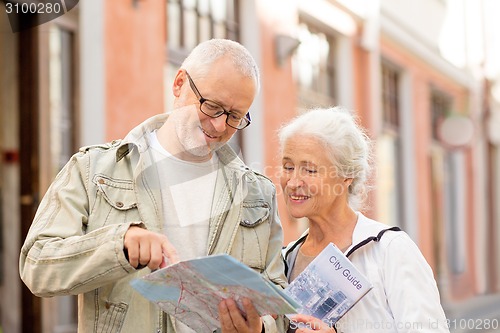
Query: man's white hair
[{"left": 181, "top": 39, "right": 260, "bottom": 93}]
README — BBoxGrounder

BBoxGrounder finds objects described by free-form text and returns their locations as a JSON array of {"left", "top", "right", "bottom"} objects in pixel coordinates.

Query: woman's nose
[{"left": 287, "top": 173, "right": 303, "bottom": 189}]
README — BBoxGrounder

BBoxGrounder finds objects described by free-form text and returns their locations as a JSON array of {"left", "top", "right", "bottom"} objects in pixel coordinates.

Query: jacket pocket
[
  {"left": 89, "top": 175, "right": 140, "bottom": 229},
  {"left": 232, "top": 201, "right": 272, "bottom": 271},
  {"left": 93, "top": 175, "right": 137, "bottom": 210},
  {"left": 97, "top": 301, "right": 128, "bottom": 333},
  {"left": 239, "top": 201, "right": 270, "bottom": 227}
]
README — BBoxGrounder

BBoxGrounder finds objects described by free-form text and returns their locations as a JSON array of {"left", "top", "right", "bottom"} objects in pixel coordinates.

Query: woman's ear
[{"left": 344, "top": 178, "right": 354, "bottom": 187}]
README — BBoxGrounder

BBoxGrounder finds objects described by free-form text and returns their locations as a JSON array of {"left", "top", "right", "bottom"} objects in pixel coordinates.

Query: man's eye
[
  {"left": 229, "top": 113, "right": 242, "bottom": 121},
  {"left": 282, "top": 165, "right": 294, "bottom": 171},
  {"left": 204, "top": 102, "right": 223, "bottom": 111}
]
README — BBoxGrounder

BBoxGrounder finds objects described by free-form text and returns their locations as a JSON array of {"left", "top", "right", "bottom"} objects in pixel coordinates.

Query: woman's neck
[{"left": 302, "top": 207, "right": 358, "bottom": 255}]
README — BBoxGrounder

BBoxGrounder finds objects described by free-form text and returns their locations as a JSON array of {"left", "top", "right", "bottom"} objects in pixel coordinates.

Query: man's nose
[{"left": 210, "top": 115, "right": 228, "bottom": 132}]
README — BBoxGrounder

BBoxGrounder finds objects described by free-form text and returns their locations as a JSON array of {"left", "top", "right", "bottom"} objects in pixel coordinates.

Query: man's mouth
[{"left": 201, "top": 127, "right": 218, "bottom": 139}]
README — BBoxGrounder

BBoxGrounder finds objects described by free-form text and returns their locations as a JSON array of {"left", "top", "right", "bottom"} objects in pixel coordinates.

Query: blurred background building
[{"left": 1, "top": 0, "right": 499, "bottom": 332}]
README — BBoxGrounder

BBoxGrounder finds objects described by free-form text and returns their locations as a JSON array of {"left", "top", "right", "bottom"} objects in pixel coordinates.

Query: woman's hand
[
  {"left": 218, "top": 298, "right": 263, "bottom": 333},
  {"left": 289, "top": 314, "right": 335, "bottom": 332}
]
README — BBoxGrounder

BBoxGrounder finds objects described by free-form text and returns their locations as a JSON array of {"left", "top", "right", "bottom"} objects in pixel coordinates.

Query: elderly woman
[{"left": 280, "top": 107, "right": 449, "bottom": 333}]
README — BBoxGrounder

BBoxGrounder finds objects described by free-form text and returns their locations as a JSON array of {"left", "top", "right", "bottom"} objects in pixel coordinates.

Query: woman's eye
[
  {"left": 306, "top": 169, "right": 317, "bottom": 174},
  {"left": 282, "top": 165, "right": 294, "bottom": 171}
]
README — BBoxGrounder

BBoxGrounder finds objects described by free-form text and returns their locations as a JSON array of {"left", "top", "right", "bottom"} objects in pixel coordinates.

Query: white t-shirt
[{"left": 149, "top": 131, "right": 219, "bottom": 332}]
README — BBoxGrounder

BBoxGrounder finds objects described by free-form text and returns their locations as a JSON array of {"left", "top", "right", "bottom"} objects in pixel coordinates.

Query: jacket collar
[
  {"left": 351, "top": 212, "right": 394, "bottom": 245},
  {"left": 283, "top": 212, "right": 392, "bottom": 257},
  {"left": 283, "top": 212, "right": 399, "bottom": 278},
  {"left": 116, "top": 113, "right": 168, "bottom": 161}
]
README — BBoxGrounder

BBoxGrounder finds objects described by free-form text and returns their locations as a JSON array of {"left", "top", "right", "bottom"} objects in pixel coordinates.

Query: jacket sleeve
[
  {"left": 19, "top": 151, "right": 138, "bottom": 297},
  {"left": 383, "top": 234, "right": 450, "bottom": 333}
]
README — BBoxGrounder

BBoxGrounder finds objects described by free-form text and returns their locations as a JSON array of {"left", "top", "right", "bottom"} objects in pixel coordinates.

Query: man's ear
[{"left": 172, "top": 69, "right": 186, "bottom": 98}]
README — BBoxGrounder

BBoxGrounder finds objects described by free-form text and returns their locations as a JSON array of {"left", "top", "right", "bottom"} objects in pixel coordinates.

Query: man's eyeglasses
[{"left": 185, "top": 71, "right": 251, "bottom": 130}]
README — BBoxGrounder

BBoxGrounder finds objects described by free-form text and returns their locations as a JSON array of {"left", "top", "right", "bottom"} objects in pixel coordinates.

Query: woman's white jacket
[{"left": 283, "top": 212, "right": 450, "bottom": 333}]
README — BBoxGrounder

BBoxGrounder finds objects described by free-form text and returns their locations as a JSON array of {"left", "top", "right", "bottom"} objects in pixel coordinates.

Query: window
[
  {"left": 428, "top": 88, "right": 465, "bottom": 274},
  {"left": 293, "top": 21, "right": 337, "bottom": 109},
  {"left": 430, "top": 89, "right": 451, "bottom": 141},
  {"left": 377, "top": 61, "right": 404, "bottom": 228},
  {"left": 444, "top": 151, "right": 467, "bottom": 273},
  {"left": 381, "top": 62, "right": 400, "bottom": 130},
  {"left": 49, "top": 25, "right": 77, "bottom": 173},
  {"left": 43, "top": 22, "right": 79, "bottom": 332},
  {"left": 492, "top": 146, "right": 500, "bottom": 285},
  {"left": 167, "top": 0, "right": 239, "bottom": 63}
]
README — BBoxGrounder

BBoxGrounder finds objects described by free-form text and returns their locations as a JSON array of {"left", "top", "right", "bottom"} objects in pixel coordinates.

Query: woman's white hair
[
  {"left": 181, "top": 39, "right": 260, "bottom": 93},
  {"left": 278, "top": 106, "right": 372, "bottom": 210}
]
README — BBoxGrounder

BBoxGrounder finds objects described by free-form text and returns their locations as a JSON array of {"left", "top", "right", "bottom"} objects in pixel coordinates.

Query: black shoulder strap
[
  {"left": 283, "top": 234, "right": 308, "bottom": 277},
  {"left": 345, "top": 226, "right": 401, "bottom": 258}
]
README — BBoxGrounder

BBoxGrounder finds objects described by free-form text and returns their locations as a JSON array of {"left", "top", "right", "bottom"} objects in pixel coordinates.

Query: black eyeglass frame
[{"left": 185, "top": 71, "right": 252, "bottom": 130}]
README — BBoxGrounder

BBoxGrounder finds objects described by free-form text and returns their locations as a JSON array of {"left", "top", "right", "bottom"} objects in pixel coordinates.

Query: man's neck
[{"left": 156, "top": 120, "right": 214, "bottom": 163}]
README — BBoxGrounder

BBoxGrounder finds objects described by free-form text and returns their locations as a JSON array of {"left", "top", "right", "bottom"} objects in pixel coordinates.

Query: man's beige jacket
[{"left": 20, "top": 114, "right": 287, "bottom": 333}]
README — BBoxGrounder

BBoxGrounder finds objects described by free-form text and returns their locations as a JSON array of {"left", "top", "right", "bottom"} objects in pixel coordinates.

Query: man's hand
[
  {"left": 124, "top": 226, "right": 179, "bottom": 270},
  {"left": 219, "top": 298, "right": 263, "bottom": 333}
]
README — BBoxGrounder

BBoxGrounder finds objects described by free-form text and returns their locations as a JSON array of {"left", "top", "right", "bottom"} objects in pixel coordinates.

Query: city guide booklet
[
  {"left": 130, "top": 243, "right": 371, "bottom": 331},
  {"left": 285, "top": 243, "right": 373, "bottom": 326}
]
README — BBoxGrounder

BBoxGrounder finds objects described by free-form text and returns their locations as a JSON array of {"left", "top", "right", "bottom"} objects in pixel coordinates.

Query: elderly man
[{"left": 20, "top": 39, "right": 286, "bottom": 333}]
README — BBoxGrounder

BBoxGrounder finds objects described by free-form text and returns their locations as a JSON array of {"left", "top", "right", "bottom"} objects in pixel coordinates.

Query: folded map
[{"left": 130, "top": 254, "right": 299, "bottom": 332}]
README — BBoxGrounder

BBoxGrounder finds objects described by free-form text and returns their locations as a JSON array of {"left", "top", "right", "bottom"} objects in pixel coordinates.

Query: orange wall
[
  {"left": 257, "top": 1, "right": 301, "bottom": 244},
  {"left": 104, "top": 0, "right": 165, "bottom": 141}
]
